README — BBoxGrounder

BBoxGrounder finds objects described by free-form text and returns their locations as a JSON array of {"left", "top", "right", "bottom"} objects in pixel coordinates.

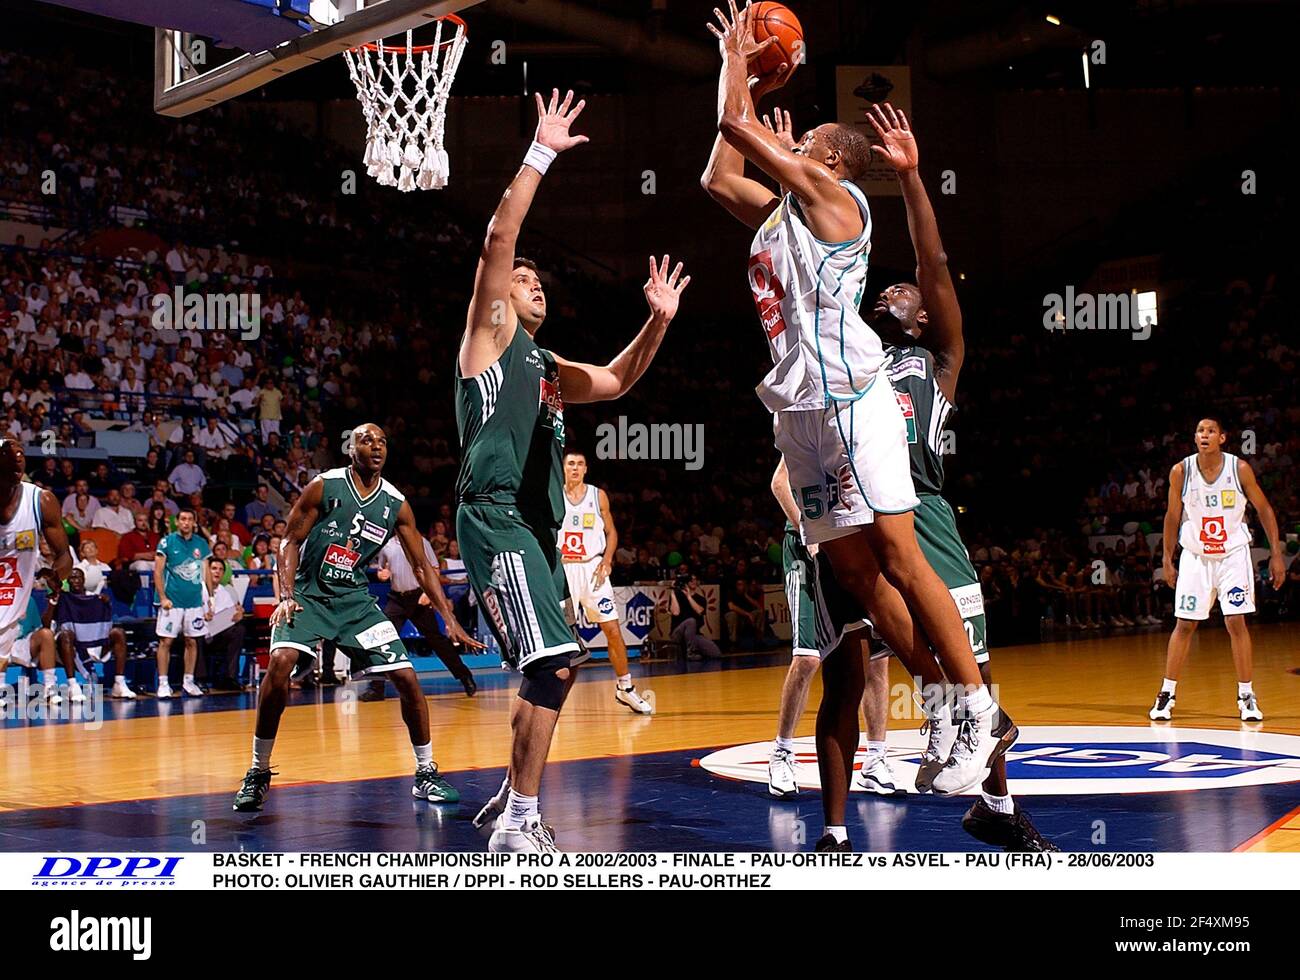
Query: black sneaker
[
  {"left": 814, "top": 833, "right": 851, "bottom": 852},
  {"left": 962, "top": 798, "right": 1060, "bottom": 852},
  {"left": 233, "top": 767, "right": 275, "bottom": 812},
  {"left": 359, "top": 681, "right": 385, "bottom": 702},
  {"left": 460, "top": 674, "right": 477, "bottom": 698}
]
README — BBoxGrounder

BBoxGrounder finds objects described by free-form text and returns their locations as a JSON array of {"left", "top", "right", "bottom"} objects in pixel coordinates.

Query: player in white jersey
[
  {"left": 1149, "top": 418, "right": 1285, "bottom": 723},
  {"left": 0, "top": 440, "right": 75, "bottom": 705},
  {"left": 701, "top": 2, "right": 1016, "bottom": 793},
  {"left": 559, "top": 450, "right": 652, "bottom": 714}
]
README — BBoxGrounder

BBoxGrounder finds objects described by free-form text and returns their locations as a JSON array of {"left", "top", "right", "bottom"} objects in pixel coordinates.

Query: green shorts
[
  {"left": 456, "top": 501, "right": 583, "bottom": 671},
  {"left": 782, "top": 529, "right": 870, "bottom": 662},
  {"left": 270, "top": 590, "right": 411, "bottom": 679},
  {"left": 914, "top": 493, "right": 988, "bottom": 664}
]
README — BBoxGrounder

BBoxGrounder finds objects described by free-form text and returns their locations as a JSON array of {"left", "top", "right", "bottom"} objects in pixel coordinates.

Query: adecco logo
[
  {"left": 32, "top": 856, "right": 182, "bottom": 887},
  {"left": 698, "top": 726, "right": 1300, "bottom": 796}
]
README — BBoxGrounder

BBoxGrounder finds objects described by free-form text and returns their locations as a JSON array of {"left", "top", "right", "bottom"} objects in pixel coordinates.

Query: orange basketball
[{"left": 749, "top": 2, "right": 804, "bottom": 88}]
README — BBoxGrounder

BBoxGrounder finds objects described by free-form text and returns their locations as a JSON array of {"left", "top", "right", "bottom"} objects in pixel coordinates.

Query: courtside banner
[{"left": 3, "top": 853, "right": 1298, "bottom": 891}]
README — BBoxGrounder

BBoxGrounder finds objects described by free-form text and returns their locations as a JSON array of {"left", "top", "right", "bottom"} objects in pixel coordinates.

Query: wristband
[{"left": 523, "top": 140, "right": 557, "bottom": 176}]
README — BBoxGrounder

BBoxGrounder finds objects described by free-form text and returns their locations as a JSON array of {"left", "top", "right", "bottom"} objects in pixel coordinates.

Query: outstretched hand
[
  {"left": 864, "top": 102, "right": 917, "bottom": 173},
  {"left": 762, "top": 106, "right": 796, "bottom": 150},
  {"left": 643, "top": 254, "right": 691, "bottom": 322},
  {"left": 534, "top": 89, "right": 589, "bottom": 153}
]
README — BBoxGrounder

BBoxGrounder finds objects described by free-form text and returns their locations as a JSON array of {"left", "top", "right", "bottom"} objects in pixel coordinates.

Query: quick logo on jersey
[
  {"left": 894, "top": 391, "right": 918, "bottom": 444},
  {"left": 0, "top": 556, "right": 21, "bottom": 605},
  {"left": 748, "top": 249, "right": 787, "bottom": 339},
  {"left": 323, "top": 543, "right": 361, "bottom": 572},
  {"left": 1199, "top": 516, "right": 1228, "bottom": 555},
  {"left": 560, "top": 531, "right": 587, "bottom": 559}
]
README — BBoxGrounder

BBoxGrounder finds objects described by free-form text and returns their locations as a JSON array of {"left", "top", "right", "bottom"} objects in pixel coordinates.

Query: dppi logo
[
  {"left": 697, "top": 726, "right": 1300, "bottom": 796},
  {"left": 32, "top": 856, "right": 182, "bottom": 888}
]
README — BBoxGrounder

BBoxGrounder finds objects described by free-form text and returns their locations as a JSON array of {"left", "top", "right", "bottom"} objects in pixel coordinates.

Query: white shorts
[
  {"left": 1175, "top": 547, "right": 1255, "bottom": 620},
  {"left": 563, "top": 558, "right": 618, "bottom": 624},
  {"left": 156, "top": 605, "right": 210, "bottom": 638},
  {"left": 6, "top": 634, "right": 34, "bottom": 667},
  {"left": 774, "top": 377, "right": 919, "bottom": 546}
]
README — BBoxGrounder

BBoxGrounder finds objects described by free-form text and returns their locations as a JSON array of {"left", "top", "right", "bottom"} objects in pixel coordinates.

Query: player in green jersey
[
  {"left": 458, "top": 89, "right": 690, "bottom": 852},
  {"left": 233, "top": 422, "right": 481, "bottom": 813},
  {"left": 863, "top": 103, "right": 1055, "bottom": 851}
]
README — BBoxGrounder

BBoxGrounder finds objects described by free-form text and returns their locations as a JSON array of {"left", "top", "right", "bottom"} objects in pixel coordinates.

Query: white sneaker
[
  {"left": 615, "top": 684, "right": 653, "bottom": 715},
  {"left": 1239, "top": 693, "right": 1263, "bottom": 722},
  {"left": 157, "top": 680, "right": 174, "bottom": 699},
  {"left": 67, "top": 679, "right": 87, "bottom": 704},
  {"left": 1148, "top": 691, "right": 1175, "bottom": 721},
  {"left": 182, "top": 679, "right": 205, "bottom": 697},
  {"left": 931, "top": 704, "right": 1019, "bottom": 796},
  {"left": 768, "top": 746, "right": 800, "bottom": 799},
  {"left": 112, "top": 678, "right": 137, "bottom": 700},
  {"left": 855, "top": 753, "right": 905, "bottom": 796},
  {"left": 46, "top": 686, "right": 64, "bottom": 707},
  {"left": 914, "top": 707, "right": 958, "bottom": 794},
  {"left": 488, "top": 815, "right": 557, "bottom": 853}
]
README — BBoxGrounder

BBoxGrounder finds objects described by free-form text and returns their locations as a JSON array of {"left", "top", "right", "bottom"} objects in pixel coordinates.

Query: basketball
[{"left": 749, "top": 2, "right": 804, "bottom": 89}]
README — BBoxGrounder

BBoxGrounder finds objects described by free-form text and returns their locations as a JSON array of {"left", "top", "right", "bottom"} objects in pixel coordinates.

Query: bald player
[
  {"left": 232, "top": 423, "right": 482, "bottom": 812},
  {"left": 0, "top": 439, "right": 74, "bottom": 704}
]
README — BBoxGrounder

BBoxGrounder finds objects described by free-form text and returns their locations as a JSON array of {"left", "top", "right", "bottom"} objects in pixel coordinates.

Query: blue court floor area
[{"left": 3, "top": 747, "right": 1295, "bottom": 853}]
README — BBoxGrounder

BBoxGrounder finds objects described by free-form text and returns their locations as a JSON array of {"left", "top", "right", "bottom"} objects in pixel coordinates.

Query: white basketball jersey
[
  {"left": 558, "top": 484, "right": 605, "bottom": 562},
  {"left": 1179, "top": 453, "right": 1251, "bottom": 557},
  {"left": 748, "top": 181, "right": 883, "bottom": 412},
  {"left": 0, "top": 482, "right": 45, "bottom": 631}
]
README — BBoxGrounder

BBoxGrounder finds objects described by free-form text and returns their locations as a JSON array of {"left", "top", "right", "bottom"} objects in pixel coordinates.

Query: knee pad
[{"left": 518, "top": 657, "right": 569, "bottom": 710}]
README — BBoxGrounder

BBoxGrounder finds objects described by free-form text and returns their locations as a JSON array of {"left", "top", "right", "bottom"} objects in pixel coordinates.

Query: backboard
[{"left": 149, "top": 0, "right": 482, "bottom": 117}]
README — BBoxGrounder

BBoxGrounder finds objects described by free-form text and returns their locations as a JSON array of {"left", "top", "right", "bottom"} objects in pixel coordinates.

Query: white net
[{"left": 343, "top": 19, "right": 467, "bottom": 191}]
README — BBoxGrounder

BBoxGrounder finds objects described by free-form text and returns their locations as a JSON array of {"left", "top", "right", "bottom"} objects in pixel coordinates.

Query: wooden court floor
[{"left": 2, "top": 622, "right": 1297, "bottom": 851}]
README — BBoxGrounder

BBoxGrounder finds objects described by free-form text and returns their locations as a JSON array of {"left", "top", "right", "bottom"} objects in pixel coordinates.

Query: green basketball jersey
[
  {"left": 884, "top": 345, "right": 954, "bottom": 496},
  {"left": 456, "top": 325, "right": 566, "bottom": 527},
  {"left": 297, "top": 467, "right": 405, "bottom": 600}
]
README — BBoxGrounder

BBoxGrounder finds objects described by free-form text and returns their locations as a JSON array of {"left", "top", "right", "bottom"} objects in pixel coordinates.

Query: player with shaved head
[
  {"left": 701, "top": 3, "right": 1016, "bottom": 831},
  {"left": 232, "top": 422, "right": 482, "bottom": 812}
]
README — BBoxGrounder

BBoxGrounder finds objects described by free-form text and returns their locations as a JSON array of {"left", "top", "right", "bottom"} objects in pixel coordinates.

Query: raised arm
[
  {"left": 271, "top": 475, "right": 323, "bottom": 626},
  {"left": 555, "top": 254, "right": 690, "bottom": 403},
  {"left": 866, "top": 103, "right": 964, "bottom": 399},
  {"left": 1238, "top": 459, "right": 1286, "bottom": 589},
  {"left": 393, "top": 501, "right": 483, "bottom": 649},
  {"left": 459, "top": 89, "right": 588, "bottom": 379},
  {"left": 708, "top": 2, "right": 858, "bottom": 241},
  {"left": 1161, "top": 462, "right": 1185, "bottom": 588}
]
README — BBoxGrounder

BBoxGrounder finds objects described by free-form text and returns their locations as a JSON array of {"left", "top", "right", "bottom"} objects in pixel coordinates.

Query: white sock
[
  {"left": 1238, "top": 681, "right": 1253, "bottom": 698},
  {"left": 617, "top": 673, "right": 632, "bottom": 689},
  {"left": 413, "top": 742, "right": 433, "bottom": 767},
  {"left": 42, "top": 669, "right": 57, "bottom": 688},
  {"left": 252, "top": 736, "right": 275, "bottom": 771},
  {"left": 982, "top": 791, "right": 1015, "bottom": 815},
  {"left": 183, "top": 673, "right": 195, "bottom": 685},
  {"left": 1161, "top": 678, "right": 1177, "bottom": 695},
  {"left": 959, "top": 685, "right": 993, "bottom": 718},
  {"left": 826, "top": 825, "right": 848, "bottom": 843},
  {"left": 504, "top": 789, "right": 538, "bottom": 831},
  {"left": 865, "top": 740, "right": 886, "bottom": 759},
  {"left": 775, "top": 735, "right": 795, "bottom": 754}
]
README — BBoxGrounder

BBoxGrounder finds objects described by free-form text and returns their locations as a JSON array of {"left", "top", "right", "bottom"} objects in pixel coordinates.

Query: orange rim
[{"left": 354, "top": 12, "right": 466, "bottom": 53}]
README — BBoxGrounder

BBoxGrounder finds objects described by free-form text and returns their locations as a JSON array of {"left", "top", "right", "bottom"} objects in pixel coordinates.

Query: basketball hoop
[{"left": 343, "top": 14, "right": 467, "bottom": 191}]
